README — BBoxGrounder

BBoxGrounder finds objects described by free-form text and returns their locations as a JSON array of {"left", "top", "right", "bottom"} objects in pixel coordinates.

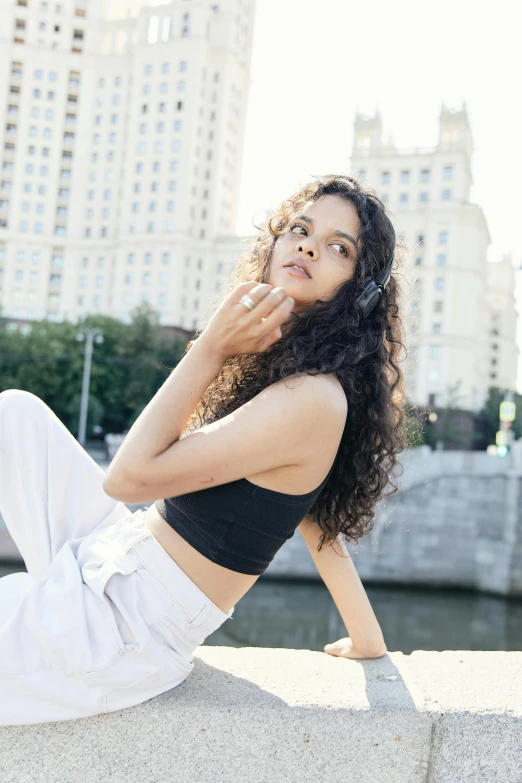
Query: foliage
[
  {"left": 0, "top": 304, "right": 186, "bottom": 440},
  {"left": 479, "top": 386, "right": 522, "bottom": 444}
]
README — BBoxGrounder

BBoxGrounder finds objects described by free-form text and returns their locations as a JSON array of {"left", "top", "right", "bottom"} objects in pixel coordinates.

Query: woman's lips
[{"left": 283, "top": 266, "right": 310, "bottom": 279}]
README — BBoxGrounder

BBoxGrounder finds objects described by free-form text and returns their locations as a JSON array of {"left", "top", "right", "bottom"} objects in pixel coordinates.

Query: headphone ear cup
[
  {"left": 361, "top": 289, "right": 381, "bottom": 318},
  {"left": 356, "top": 280, "right": 382, "bottom": 318}
]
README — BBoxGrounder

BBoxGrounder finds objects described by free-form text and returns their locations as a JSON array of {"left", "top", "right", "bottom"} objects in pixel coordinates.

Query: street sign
[
  {"left": 496, "top": 430, "right": 508, "bottom": 446},
  {"left": 500, "top": 401, "right": 516, "bottom": 422}
]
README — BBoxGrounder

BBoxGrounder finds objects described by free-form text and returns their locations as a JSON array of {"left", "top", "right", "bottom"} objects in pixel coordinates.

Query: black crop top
[{"left": 154, "top": 465, "right": 334, "bottom": 576}]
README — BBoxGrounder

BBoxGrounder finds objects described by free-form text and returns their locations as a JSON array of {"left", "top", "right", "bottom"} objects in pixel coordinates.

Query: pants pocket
[{"left": 99, "top": 640, "right": 193, "bottom": 715}]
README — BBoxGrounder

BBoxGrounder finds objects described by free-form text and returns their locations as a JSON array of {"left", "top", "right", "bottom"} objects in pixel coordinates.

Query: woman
[{"left": 0, "top": 174, "right": 407, "bottom": 726}]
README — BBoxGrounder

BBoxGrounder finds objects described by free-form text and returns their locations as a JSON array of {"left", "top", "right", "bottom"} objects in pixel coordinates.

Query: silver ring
[
  {"left": 271, "top": 290, "right": 284, "bottom": 303},
  {"left": 240, "top": 293, "right": 256, "bottom": 311}
]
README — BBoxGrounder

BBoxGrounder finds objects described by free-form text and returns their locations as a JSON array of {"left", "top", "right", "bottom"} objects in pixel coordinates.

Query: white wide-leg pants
[{"left": 0, "top": 389, "right": 234, "bottom": 726}]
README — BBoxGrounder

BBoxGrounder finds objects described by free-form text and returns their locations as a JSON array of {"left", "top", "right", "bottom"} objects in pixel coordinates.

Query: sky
[{"left": 235, "top": 0, "right": 522, "bottom": 389}]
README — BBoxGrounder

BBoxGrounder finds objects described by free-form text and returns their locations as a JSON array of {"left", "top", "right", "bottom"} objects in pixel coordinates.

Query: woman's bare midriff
[{"left": 142, "top": 458, "right": 334, "bottom": 615}]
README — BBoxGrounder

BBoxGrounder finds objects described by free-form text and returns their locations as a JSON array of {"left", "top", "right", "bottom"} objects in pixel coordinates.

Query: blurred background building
[
  {"left": 350, "top": 104, "right": 519, "bottom": 411},
  {"left": 0, "top": 0, "right": 254, "bottom": 331}
]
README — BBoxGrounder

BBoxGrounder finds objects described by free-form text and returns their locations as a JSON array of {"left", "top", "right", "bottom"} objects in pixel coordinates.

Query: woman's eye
[
  {"left": 333, "top": 242, "right": 349, "bottom": 257},
  {"left": 289, "top": 223, "right": 306, "bottom": 235}
]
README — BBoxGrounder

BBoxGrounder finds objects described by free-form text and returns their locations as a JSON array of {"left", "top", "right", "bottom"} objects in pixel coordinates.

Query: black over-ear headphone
[{"left": 354, "top": 226, "right": 396, "bottom": 319}]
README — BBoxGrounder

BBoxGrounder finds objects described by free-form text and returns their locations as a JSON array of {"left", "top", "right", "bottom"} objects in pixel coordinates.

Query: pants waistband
[{"left": 120, "top": 508, "right": 235, "bottom": 636}]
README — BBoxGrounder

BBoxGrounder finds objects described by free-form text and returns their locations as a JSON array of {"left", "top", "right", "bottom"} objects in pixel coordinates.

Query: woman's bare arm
[{"left": 297, "top": 516, "right": 387, "bottom": 658}]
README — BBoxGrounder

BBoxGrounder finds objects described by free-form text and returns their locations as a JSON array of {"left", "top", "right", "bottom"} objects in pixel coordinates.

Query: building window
[
  {"left": 436, "top": 254, "right": 446, "bottom": 267},
  {"left": 419, "top": 192, "right": 429, "bottom": 203},
  {"left": 441, "top": 189, "right": 451, "bottom": 200},
  {"left": 430, "top": 345, "right": 441, "bottom": 360},
  {"left": 438, "top": 230, "right": 448, "bottom": 244},
  {"left": 432, "top": 323, "right": 441, "bottom": 335},
  {"left": 443, "top": 165, "right": 453, "bottom": 180},
  {"left": 399, "top": 192, "right": 408, "bottom": 203},
  {"left": 420, "top": 169, "right": 430, "bottom": 183},
  {"left": 381, "top": 171, "right": 390, "bottom": 184},
  {"left": 434, "top": 301, "right": 443, "bottom": 313},
  {"left": 400, "top": 170, "right": 410, "bottom": 183},
  {"left": 435, "top": 277, "right": 444, "bottom": 292}
]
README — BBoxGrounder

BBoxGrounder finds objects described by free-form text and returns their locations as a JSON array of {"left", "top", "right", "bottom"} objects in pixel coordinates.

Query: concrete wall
[{"left": 1, "top": 648, "right": 520, "bottom": 783}]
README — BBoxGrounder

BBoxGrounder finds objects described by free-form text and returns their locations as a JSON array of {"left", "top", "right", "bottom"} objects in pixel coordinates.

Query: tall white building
[
  {"left": 0, "top": 0, "right": 255, "bottom": 331},
  {"left": 486, "top": 255, "right": 519, "bottom": 392},
  {"left": 350, "top": 103, "right": 518, "bottom": 412}
]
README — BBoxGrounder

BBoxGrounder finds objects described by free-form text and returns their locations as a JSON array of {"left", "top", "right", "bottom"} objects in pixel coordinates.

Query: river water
[{"left": 1, "top": 562, "right": 520, "bottom": 653}]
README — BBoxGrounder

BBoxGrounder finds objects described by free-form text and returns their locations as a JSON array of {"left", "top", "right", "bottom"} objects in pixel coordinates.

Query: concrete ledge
[{"left": 1, "top": 649, "right": 521, "bottom": 783}]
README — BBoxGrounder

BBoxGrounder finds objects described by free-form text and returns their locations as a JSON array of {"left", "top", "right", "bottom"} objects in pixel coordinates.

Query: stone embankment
[{"left": 0, "top": 648, "right": 520, "bottom": 783}]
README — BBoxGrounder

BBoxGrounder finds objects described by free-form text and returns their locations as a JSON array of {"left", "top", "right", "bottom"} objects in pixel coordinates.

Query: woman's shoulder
[
  {"left": 260, "top": 373, "right": 347, "bottom": 447},
  {"left": 274, "top": 372, "right": 347, "bottom": 415}
]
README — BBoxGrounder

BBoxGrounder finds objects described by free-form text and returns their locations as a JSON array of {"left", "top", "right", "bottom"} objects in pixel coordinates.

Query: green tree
[
  {"left": 0, "top": 306, "right": 186, "bottom": 440},
  {"left": 479, "top": 387, "right": 522, "bottom": 445}
]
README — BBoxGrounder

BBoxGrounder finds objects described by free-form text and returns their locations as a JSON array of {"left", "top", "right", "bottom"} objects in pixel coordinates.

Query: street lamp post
[{"left": 76, "top": 327, "right": 104, "bottom": 447}]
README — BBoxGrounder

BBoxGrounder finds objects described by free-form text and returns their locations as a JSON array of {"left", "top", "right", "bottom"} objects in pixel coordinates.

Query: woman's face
[{"left": 268, "top": 194, "right": 362, "bottom": 311}]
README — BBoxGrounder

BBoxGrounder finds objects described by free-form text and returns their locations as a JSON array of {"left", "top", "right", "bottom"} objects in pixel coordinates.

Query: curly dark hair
[{"left": 183, "top": 174, "right": 409, "bottom": 554}]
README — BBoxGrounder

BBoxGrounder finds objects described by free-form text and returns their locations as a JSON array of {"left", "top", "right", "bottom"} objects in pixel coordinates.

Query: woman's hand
[
  {"left": 199, "top": 281, "right": 295, "bottom": 361},
  {"left": 324, "top": 637, "right": 388, "bottom": 660}
]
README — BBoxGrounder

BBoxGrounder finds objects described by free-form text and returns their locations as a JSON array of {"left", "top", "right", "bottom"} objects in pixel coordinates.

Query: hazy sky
[
  {"left": 236, "top": 0, "right": 521, "bottom": 270},
  {"left": 235, "top": 0, "right": 522, "bottom": 391}
]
